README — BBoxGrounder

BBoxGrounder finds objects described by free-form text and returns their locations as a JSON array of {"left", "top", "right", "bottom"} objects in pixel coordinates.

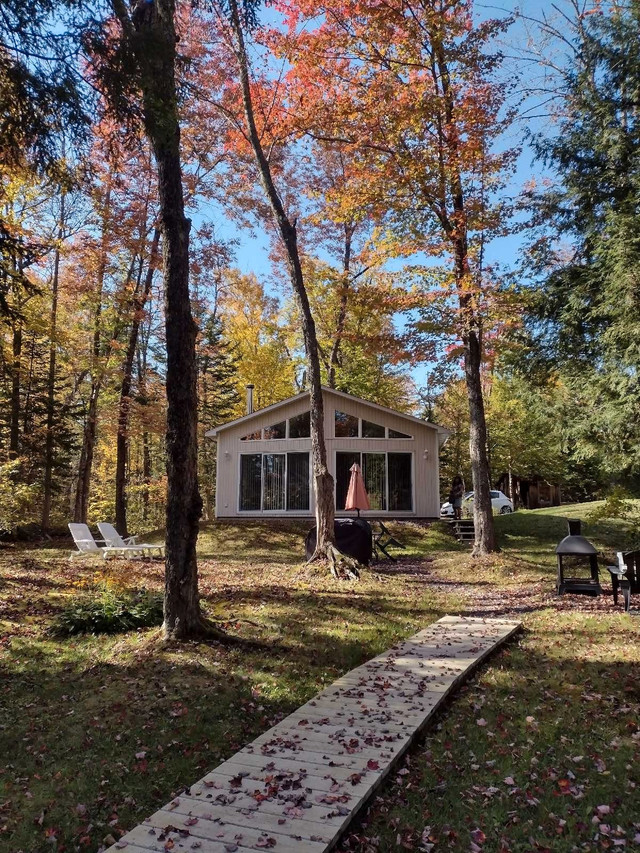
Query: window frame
[{"left": 238, "top": 451, "right": 311, "bottom": 513}]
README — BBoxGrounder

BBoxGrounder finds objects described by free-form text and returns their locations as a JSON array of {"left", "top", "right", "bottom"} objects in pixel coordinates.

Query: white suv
[{"left": 441, "top": 490, "right": 513, "bottom": 517}]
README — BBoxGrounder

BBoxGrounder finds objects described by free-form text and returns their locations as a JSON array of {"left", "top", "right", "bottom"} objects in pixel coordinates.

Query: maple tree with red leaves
[{"left": 272, "top": 0, "right": 519, "bottom": 554}]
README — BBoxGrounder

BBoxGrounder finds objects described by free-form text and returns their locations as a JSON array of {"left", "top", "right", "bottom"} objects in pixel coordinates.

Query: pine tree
[{"left": 525, "top": 2, "right": 640, "bottom": 485}]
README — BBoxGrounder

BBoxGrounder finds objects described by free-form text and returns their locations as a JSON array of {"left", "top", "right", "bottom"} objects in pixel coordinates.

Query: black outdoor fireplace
[{"left": 556, "top": 519, "right": 602, "bottom": 596}]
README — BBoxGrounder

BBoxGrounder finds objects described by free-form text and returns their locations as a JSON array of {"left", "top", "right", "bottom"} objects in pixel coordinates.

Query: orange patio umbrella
[{"left": 345, "top": 463, "right": 370, "bottom": 517}]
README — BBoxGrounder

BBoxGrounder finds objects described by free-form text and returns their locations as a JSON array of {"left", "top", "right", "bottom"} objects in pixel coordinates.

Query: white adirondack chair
[
  {"left": 68, "top": 523, "right": 104, "bottom": 557},
  {"left": 97, "top": 522, "right": 164, "bottom": 558}
]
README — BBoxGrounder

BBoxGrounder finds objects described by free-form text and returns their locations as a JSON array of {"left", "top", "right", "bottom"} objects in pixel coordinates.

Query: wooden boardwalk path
[{"left": 107, "top": 615, "right": 521, "bottom": 853}]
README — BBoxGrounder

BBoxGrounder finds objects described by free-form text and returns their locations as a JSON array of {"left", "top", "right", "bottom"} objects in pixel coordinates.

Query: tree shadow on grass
[
  {"left": 341, "top": 629, "right": 640, "bottom": 853},
  {"left": 1, "top": 601, "right": 464, "bottom": 853},
  {"left": 197, "top": 520, "right": 313, "bottom": 564}
]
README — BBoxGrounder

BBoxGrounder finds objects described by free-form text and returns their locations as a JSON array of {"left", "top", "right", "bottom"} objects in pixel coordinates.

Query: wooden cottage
[{"left": 207, "top": 387, "right": 450, "bottom": 519}]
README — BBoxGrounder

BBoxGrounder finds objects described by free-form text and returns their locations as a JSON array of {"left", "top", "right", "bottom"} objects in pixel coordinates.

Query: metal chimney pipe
[{"left": 246, "top": 384, "right": 254, "bottom": 414}]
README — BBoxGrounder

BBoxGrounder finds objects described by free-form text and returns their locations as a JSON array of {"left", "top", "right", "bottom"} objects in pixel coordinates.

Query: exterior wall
[
  {"left": 214, "top": 390, "right": 441, "bottom": 518},
  {"left": 215, "top": 396, "right": 312, "bottom": 518}
]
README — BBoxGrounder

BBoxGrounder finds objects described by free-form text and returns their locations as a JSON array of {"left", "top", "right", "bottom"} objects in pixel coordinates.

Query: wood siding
[{"left": 214, "top": 390, "right": 441, "bottom": 518}]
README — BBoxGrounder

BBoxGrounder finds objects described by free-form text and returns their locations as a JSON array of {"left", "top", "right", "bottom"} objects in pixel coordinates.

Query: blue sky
[{"left": 197, "top": 0, "right": 584, "bottom": 394}]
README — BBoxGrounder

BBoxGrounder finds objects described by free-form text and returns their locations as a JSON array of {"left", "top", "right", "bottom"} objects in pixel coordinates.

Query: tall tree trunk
[
  {"left": 137, "top": 337, "right": 151, "bottom": 523},
  {"left": 463, "top": 319, "right": 496, "bottom": 555},
  {"left": 435, "top": 37, "right": 496, "bottom": 556},
  {"left": 42, "top": 190, "right": 65, "bottom": 530},
  {"left": 327, "top": 223, "right": 354, "bottom": 388},
  {"left": 110, "top": 0, "right": 217, "bottom": 638},
  {"left": 142, "top": 428, "right": 151, "bottom": 521},
  {"left": 9, "top": 317, "right": 22, "bottom": 458},
  {"left": 73, "top": 183, "right": 112, "bottom": 523},
  {"left": 74, "top": 383, "right": 99, "bottom": 523},
  {"left": 228, "top": 0, "right": 336, "bottom": 557},
  {"left": 115, "top": 227, "right": 160, "bottom": 536},
  {"left": 508, "top": 459, "right": 514, "bottom": 507},
  {"left": 22, "top": 334, "right": 36, "bottom": 434}
]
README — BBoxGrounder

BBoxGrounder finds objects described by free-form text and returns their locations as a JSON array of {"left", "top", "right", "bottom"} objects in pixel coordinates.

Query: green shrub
[
  {"left": 50, "top": 584, "right": 164, "bottom": 636},
  {"left": 587, "top": 487, "right": 640, "bottom": 546}
]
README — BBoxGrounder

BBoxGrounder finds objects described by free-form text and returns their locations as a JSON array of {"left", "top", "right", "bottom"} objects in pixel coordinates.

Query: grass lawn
[{"left": 1, "top": 507, "right": 639, "bottom": 853}]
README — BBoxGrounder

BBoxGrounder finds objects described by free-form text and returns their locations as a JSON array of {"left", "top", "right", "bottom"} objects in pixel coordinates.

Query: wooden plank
[
  {"left": 142, "top": 810, "right": 326, "bottom": 852},
  {"left": 181, "top": 783, "right": 350, "bottom": 826},
  {"left": 107, "top": 616, "right": 520, "bottom": 853}
]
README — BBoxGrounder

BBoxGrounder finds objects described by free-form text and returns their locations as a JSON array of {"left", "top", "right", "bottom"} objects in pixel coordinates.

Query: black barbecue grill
[{"left": 556, "top": 519, "right": 602, "bottom": 596}]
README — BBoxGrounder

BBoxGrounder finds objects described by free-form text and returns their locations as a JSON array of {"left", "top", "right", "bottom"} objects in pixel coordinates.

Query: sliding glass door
[
  {"left": 239, "top": 452, "right": 310, "bottom": 512},
  {"left": 335, "top": 451, "right": 413, "bottom": 512},
  {"left": 287, "top": 452, "right": 311, "bottom": 511}
]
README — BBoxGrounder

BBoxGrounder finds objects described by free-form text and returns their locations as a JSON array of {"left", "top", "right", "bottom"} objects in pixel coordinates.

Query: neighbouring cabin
[
  {"left": 495, "top": 473, "right": 562, "bottom": 510},
  {"left": 207, "top": 387, "right": 450, "bottom": 520}
]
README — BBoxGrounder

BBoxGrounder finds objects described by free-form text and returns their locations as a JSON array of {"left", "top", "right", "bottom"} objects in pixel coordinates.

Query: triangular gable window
[
  {"left": 389, "top": 428, "right": 412, "bottom": 439},
  {"left": 264, "top": 421, "right": 286, "bottom": 439},
  {"left": 240, "top": 430, "right": 262, "bottom": 441},
  {"left": 362, "top": 419, "right": 385, "bottom": 438}
]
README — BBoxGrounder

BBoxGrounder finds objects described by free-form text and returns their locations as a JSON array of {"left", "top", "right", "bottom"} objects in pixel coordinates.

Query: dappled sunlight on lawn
[{"left": 2, "top": 508, "right": 640, "bottom": 853}]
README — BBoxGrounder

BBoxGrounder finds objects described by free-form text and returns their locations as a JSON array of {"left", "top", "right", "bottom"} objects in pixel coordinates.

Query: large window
[
  {"left": 289, "top": 411, "right": 310, "bottom": 438},
  {"left": 363, "top": 453, "right": 386, "bottom": 509},
  {"left": 287, "top": 453, "right": 310, "bottom": 510},
  {"left": 335, "top": 451, "right": 413, "bottom": 512},
  {"left": 388, "top": 453, "right": 412, "bottom": 511},
  {"left": 335, "top": 410, "right": 359, "bottom": 437},
  {"left": 239, "top": 454, "right": 262, "bottom": 511},
  {"left": 239, "top": 452, "right": 310, "bottom": 512},
  {"left": 262, "top": 454, "right": 285, "bottom": 510},
  {"left": 335, "top": 451, "right": 360, "bottom": 510}
]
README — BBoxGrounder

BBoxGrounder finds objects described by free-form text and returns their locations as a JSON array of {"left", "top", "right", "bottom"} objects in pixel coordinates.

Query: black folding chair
[{"left": 371, "top": 521, "right": 405, "bottom": 562}]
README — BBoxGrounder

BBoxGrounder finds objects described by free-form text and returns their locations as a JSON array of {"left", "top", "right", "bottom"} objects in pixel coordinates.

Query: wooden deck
[{"left": 107, "top": 615, "right": 521, "bottom": 853}]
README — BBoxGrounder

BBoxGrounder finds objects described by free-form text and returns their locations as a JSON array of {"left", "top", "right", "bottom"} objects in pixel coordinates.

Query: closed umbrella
[{"left": 345, "top": 463, "right": 370, "bottom": 517}]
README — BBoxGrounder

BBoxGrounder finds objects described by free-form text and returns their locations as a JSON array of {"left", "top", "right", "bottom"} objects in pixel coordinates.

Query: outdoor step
[
  {"left": 447, "top": 518, "right": 476, "bottom": 544},
  {"left": 106, "top": 616, "right": 520, "bottom": 853}
]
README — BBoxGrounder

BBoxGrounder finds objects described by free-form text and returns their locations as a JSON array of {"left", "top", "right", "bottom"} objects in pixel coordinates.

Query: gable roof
[{"left": 205, "top": 386, "right": 450, "bottom": 439}]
